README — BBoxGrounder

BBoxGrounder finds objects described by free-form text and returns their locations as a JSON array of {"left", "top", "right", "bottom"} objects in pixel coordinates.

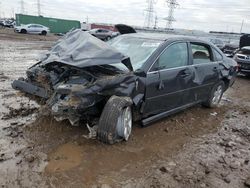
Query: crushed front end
[{"left": 12, "top": 29, "right": 139, "bottom": 125}]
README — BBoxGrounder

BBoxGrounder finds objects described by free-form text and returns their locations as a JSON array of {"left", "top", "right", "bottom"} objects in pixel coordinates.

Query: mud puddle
[{"left": 25, "top": 103, "right": 227, "bottom": 187}]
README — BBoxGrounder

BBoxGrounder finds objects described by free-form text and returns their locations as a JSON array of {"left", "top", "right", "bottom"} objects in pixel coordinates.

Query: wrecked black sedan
[{"left": 12, "top": 27, "right": 237, "bottom": 144}]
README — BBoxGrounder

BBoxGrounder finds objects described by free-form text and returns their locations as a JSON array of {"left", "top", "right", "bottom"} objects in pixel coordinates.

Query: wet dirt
[
  {"left": 0, "top": 30, "right": 249, "bottom": 188},
  {"left": 46, "top": 142, "right": 82, "bottom": 172}
]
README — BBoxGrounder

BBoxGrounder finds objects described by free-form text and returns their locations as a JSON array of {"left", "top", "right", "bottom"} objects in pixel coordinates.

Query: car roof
[
  {"left": 120, "top": 32, "right": 210, "bottom": 44},
  {"left": 27, "top": 23, "right": 45, "bottom": 26}
]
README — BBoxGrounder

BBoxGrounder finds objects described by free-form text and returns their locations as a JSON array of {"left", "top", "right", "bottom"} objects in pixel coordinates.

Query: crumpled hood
[{"left": 40, "top": 29, "right": 133, "bottom": 71}]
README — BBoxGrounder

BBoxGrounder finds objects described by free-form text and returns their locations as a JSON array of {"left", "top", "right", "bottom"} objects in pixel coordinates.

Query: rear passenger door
[{"left": 189, "top": 42, "right": 220, "bottom": 101}]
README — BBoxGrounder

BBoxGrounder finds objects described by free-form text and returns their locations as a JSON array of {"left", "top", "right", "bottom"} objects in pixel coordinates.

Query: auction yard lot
[{"left": 0, "top": 29, "right": 250, "bottom": 188}]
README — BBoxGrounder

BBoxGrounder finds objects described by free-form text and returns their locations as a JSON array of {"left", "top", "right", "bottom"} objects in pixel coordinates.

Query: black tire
[
  {"left": 41, "top": 31, "right": 47, "bottom": 36},
  {"left": 20, "top": 29, "right": 27, "bottom": 34},
  {"left": 97, "top": 96, "right": 132, "bottom": 144},
  {"left": 202, "top": 81, "right": 225, "bottom": 108},
  {"left": 106, "top": 36, "right": 111, "bottom": 41}
]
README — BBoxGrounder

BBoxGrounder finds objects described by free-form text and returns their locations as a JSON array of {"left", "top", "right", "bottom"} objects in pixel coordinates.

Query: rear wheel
[
  {"left": 106, "top": 36, "right": 111, "bottom": 41},
  {"left": 20, "top": 29, "right": 27, "bottom": 34},
  {"left": 202, "top": 81, "right": 225, "bottom": 108},
  {"left": 97, "top": 96, "right": 133, "bottom": 144},
  {"left": 41, "top": 31, "right": 47, "bottom": 36}
]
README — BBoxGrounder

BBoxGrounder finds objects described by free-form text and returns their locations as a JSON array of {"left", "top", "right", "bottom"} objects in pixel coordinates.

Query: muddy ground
[{"left": 0, "top": 28, "right": 250, "bottom": 188}]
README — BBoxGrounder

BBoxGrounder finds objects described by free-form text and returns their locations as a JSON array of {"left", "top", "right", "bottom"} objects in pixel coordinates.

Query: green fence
[{"left": 16, "top": 14, "right": 81, "bottom": 33}]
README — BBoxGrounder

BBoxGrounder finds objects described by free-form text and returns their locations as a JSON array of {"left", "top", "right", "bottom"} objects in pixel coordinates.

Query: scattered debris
[
  {"left": 210, "top": 112, "right": 218, "bottom": 116},
  {"left": 83, "top": 124, "right": 98, "bottom": 139},
  {"left": 159, "top": 166, "right": 168, "bottom": 173}
]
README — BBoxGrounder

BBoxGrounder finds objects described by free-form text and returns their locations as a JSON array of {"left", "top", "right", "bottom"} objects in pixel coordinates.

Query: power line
[
  {"left": 144, "top": 0, "right": 156, "bottom": 28},
  {"left": 164, "top": 0, "right": 178, "bottom": 30}
]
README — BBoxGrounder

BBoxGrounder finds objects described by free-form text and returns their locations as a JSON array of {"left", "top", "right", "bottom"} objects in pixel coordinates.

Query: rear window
[{"left": 191, "top": 43, "right": 213, "bottom": 64}]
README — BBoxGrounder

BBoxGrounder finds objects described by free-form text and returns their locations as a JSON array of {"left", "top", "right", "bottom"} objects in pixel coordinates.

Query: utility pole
[
  {"left": 37, "top": 0, "right": 41, "bottom": 16},
  {"left": 240, "top": 19, "right": 244, "bottom": 33},
  {"left": 165, "top": 0, "right": 179, "bottom": 30},
  {"left": 144, "top": 0, "right": 156, "bottom": 28},
  {"left": 12, "top": 8, "right": 15, "bottom": 19},
  {"left": 154, "top": 15, "right": 158, "bottom": 29},
  {"left": 20, "top": 0, "right": 24, "bottom": 14}
]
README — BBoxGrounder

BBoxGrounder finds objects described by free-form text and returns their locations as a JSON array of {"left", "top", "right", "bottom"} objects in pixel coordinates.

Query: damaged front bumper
[
  {"left": 12, "top": 79, "right": 49, "bottom": 98},
  {"left": 49, "top": 91, "right": 100, "bottom": 126},
  {"left": 12, "top": 78, "right": 100, "bottom": 125}
]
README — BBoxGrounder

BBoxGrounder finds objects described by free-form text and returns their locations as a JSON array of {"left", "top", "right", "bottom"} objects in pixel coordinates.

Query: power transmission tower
[
  {"left": 144, "top": 0, "right": 156, "bottom": 28},
  {"left": 240, "top": 19, "right": 244, "bottom": 33},
  {"left": 37, "top": 0, "right": 41, "bottom": 16},
  {"left": 165, "top": 0, "right": 178, "bottom": 30},
  {"left": 20, "top": 0, "right": 24, "bottom": 14}
]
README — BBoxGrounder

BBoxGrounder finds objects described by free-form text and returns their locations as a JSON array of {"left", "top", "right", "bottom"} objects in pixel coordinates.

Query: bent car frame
[{"left": 12, "top": 26, "right": 237, "bottom": 144}]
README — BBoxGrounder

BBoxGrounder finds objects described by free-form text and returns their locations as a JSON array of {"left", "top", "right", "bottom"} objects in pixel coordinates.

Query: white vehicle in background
[{"left": 14, "top": 24, "right": 50, "bottom": 35}]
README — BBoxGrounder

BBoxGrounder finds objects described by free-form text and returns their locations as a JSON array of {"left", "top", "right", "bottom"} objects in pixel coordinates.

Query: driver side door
[{"left": 143, "top": 42, "right": 193, "bottom": 118}]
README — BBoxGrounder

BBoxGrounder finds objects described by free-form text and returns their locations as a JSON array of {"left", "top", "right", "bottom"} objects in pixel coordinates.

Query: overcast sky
[{"left": 1, "top": 0, "right": 250, "bottom": 33}]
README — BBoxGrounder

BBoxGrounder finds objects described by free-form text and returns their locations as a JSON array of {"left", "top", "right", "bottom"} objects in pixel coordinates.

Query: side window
[
  {"left": 191, "top": 43, "right": 212, "bottom": 64},
  {"left": 151, "top": 42, "right": 188, "bottom": 71},
  {"left": 213, "top": 48, "right": 223, "bottom": 61}
]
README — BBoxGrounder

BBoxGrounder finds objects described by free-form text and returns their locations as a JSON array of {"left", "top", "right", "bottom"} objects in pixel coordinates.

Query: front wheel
[
  {"left": 202, "top": 81, "right": 225, "bottom": 108},
  {"left": 97, "top": 96, "right": 133, "bottom": 144},
  {"left": 20, "top": 29, "right": 27, "bottom": 34}
]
